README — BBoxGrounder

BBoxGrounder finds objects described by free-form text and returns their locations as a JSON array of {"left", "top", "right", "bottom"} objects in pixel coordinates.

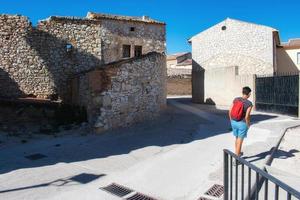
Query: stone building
[
  {"left": 73, "top": 52, "right": 166, "bottom": 131},
  {"left": 0, "top": 12, "right": 166, "bottom": 131},
  {"left": 277, "top": 38, "right": 300, "bottom": 73},
  {"left": 189, "top": 18, "right": 300, "bottom": 106}
]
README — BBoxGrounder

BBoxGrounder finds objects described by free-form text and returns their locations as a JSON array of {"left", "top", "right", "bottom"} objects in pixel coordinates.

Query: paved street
[
  {"left": 0, "top": 97, "right": 299, "bottom": 200},
  {"left": 266, "top": 126, "right": 300, "bottom": 192}
]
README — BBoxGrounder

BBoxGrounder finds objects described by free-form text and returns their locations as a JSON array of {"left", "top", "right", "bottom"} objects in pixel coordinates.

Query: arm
[
  {"left": 245, "top": 106, "right": 253, "bottom": 128},
  {"left": 228, "top": 104, "right": 233, "bottom": 121}
]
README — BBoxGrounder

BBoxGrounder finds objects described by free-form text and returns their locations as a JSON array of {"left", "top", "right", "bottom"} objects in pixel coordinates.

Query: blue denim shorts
[{"left": 231, "top": 120, "right": 248, "bottom": 139}]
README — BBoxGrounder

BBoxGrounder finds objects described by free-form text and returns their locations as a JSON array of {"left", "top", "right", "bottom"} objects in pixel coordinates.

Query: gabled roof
[
  {"left": 86, "top": 12, "right": 165, "bottom": 25},
  {"left": 188, "top": 18, "right": 277, "bottom": 42},
  {"left": 167, "top": 52, "right": 190, "bottom": 60},
  {"left": 225, "top": 18, "right": 277, "bottom": 30}
]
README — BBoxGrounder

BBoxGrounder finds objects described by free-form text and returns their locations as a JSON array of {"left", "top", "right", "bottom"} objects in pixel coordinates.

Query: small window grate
[
  {"left": 204, "top": 184, "right": 224, "bottom": 198},
  {"left": 25, "top": 153, "right": 47, "bottom": 161},
  {"left": 100, "top": 183, "right": 133, "bottom": 197},
  {"left": 126, "top": 192, "right": 158, "bottom": 200}
]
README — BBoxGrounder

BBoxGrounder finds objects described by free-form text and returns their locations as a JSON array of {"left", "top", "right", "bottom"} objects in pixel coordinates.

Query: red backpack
[{"left": 231, "top": 99, "right": 244, "bottom": 121}]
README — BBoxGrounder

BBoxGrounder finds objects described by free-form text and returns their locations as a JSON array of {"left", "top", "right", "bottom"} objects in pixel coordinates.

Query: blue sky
[{"left": 1, "top": 0, "right": 300, "bottom": 54}]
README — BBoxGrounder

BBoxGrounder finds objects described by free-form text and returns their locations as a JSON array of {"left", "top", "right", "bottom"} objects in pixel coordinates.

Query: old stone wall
[
  {"left": 0, "top": 15, "right": 37, "bottom": 98},
  {"left": 33, "top": 17, "right": 103, "bottom": 100},
  {"left": 0, "top": 15, "right": 102, "bottom": 100},
  {"left": 75, "top": 52, "right": 166, "bottom": 131},
  {"left": 167, "top": 76, "right": 191, "bottom": 96},
  {"left": 191, "top": 18, "right": 275, "bottom": 75}
]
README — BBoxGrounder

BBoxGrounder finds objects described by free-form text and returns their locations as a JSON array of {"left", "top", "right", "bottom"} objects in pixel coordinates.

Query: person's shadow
[
  {"left": 243, "top": 148, "right": 299, "bottom": 163},
  {"left": 0, "top": 173, "right": 105, "bottom": 194}
]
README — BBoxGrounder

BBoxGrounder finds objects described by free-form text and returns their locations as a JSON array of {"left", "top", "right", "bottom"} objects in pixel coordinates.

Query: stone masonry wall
[
  {"left": 100, "top": 19, "right": 166, "bottom": 64},
  {"left": 0, "top": 15, "right": 102, "bottom": 100},
  {"left": 75, "top": 52, "right": 166, "bottom": 131},
  {"left": 33, "top": 17, "right": 103, "bottom": 100},
  {"left": 191, "top": 18, "right": 275, "bottom": 75},
  {"left": 0, "top": 15, "right": 36, "bottom": 98}
]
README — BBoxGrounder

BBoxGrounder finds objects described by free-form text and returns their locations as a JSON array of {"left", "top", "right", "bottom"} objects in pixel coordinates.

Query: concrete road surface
[{"left": 0, "top": 97, "right": 299, "bottom": 200}]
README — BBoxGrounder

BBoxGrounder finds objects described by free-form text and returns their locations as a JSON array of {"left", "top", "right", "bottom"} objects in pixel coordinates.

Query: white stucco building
[{"left": 189, "top": 18, "right": 300, "bottom": 105}]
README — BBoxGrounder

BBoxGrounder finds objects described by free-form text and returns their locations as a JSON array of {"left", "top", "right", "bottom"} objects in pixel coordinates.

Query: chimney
[{"left": 142, "top": 16, "right": 150, "bottom": 21}]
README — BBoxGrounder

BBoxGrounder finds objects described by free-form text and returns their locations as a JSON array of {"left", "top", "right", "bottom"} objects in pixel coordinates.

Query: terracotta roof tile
[{"left": 282, "top": 38, "right": 300, "bottom": 49}]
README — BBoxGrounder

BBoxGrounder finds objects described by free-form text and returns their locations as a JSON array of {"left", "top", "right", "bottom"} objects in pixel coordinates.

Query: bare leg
[
  {"left": 235, "top": 137, "right": 244, "bottom": 156},
  {"left": 235, "top": 137, "right": 238, "bottom": 153}
]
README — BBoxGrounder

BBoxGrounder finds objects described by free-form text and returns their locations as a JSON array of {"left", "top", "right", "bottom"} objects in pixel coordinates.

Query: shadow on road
[
  {"left": 243, "top": 148, "right": 299, "bottom": 163},
  {"left": 0, "top": 173, "right": 105, "bottom": 194},
  {"left": 0, "top": 98, "right": 279, "bottom": 176}
]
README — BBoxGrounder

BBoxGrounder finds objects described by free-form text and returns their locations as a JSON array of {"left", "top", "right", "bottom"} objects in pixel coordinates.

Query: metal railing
[{"left": 224, "top": 149, "right": 300, "bottom": 200}]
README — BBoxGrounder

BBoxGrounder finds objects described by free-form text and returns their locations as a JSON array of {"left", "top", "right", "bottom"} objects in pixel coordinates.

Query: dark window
[
  {"left": 134, "top": 46, "right": 142, "bottom": 57},
  {"left": 130, "top": 27, "right": 135, "bottom": 32},
  {"left": 122, "top": 45, "right": 131, "bottom": 58},
  {"left": 221, "top": 26, "right": 227, "bottom": 30}
]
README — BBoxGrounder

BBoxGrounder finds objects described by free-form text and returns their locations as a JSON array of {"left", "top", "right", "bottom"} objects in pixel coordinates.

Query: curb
[
  {"left": 265, "top": 124, "right": 300, "bottom": 166},
  {"left": 247, "top": 124, "right": 300, "bottom": 200}
]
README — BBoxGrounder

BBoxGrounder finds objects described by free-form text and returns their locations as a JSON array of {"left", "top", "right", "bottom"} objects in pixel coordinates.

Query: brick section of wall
[{"left": 74, "top": 52, "right": 167, "bottom": 132}]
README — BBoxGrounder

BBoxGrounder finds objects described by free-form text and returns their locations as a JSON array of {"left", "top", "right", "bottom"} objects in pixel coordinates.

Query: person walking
[{"left": 229, "top": 86, "right": 253, "bottom": 157}]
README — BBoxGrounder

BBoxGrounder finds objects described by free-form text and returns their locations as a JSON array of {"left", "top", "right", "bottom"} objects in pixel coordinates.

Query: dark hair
[{"left": 242, "top": 86, "right": 252, "bottom": 95}]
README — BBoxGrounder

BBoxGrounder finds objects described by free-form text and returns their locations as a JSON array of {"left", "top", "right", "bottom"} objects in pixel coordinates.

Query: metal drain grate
[
  {"left": 198, "top": 197, "right": 213, "bottom": 200},
  {"left": 204, "top": 184, "right": 224, "bottom": 198},
  {"left": 101, "top": 183, "right": 133, "bottom": 197},
  {"left": 126, "top": 192, "right": 157, "bottom": 200},
  {"left": 25, "top": 153, "right": 47, "bottom": 160}
]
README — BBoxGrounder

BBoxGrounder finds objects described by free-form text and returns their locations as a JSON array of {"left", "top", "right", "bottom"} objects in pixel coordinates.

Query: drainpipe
[
  {"left": 273, "top": 32, "right": 278, "bottom": 75},
  {"left": 299, "top": 72, "right": 300, "bottom": 118}
]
